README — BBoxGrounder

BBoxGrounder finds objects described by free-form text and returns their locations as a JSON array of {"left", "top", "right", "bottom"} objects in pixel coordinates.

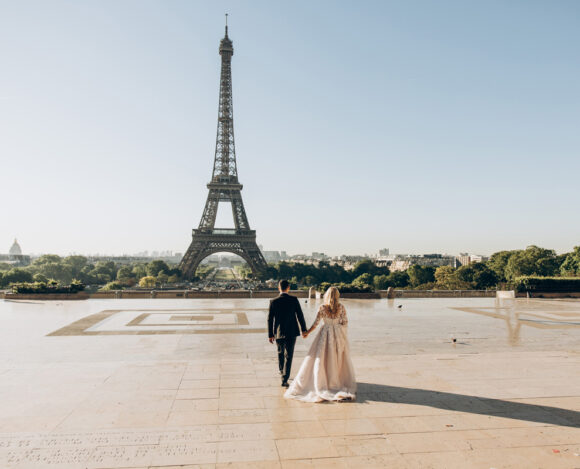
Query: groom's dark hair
[{"left": 279, "top": 279, "right": 290, "bottom": 291}]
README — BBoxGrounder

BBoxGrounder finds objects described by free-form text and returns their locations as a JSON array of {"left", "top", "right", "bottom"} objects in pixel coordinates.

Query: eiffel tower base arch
[{"left": 179, "top": 229, "right": 268, "bottom": 280}]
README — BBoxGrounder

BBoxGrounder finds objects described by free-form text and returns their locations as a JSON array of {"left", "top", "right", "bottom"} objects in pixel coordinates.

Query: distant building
[
  {"left": 263, "top": 251, "right": 282, "bottom": 263},
  {"left": 88, "top": 251, "right": 183, "bottom": 265},
  {"left": 200, "top": 254, "right": 221, "bottom": 265},
  {"left": 260, "top": 249, "right": 289, "bottom": 263},
  {"left": 389, "top": 254, "right": 455, "bottom": 272},
  {"left": 374, "top": 258, "right": 390, "bottom": 268},
  {"left": 379, "top": 248, "right": 390, "bottom": 256},
  {"left": 9, "top": 239, "right": 22, "bottom": 256},
  {"left": 311, "top": 252, "right": 329, "bottom": 260},
  {"left": 389, "top": 260, "right": 411, "bottom": 272},
  {"left": 0, "top": 239, "right": 31, "bottom": 266},
  {"left": 455, "top": 253, "right": 487, "bottom": 267},
  {"left": 88, "top": 256, "right": 151, "bottom": 265}
]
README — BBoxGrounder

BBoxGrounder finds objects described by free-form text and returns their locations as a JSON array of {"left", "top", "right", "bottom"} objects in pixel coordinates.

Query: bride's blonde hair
[{"left": 323, "top": 287, "right": 341, "bottom": 314}]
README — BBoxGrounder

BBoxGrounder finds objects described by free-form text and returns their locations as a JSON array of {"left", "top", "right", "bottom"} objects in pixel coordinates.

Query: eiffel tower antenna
[{"left": 179, "top": 23, "right": 268, "bottom": 280}]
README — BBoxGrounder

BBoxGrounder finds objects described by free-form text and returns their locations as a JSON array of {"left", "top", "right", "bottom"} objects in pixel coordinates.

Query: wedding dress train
[{"left": 284, "top": 304, "right": 356, "bottom": 402}]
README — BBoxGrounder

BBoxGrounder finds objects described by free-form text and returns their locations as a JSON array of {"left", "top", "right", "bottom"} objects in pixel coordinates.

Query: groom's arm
[
  {"left": 295, "top": 298, "right": 307, "bottom": 333},
  {"left": 267, "top": 300, "right": 275, "bottom": 341}
]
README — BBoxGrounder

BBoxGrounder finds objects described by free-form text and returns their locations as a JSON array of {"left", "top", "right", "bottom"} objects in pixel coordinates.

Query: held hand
[
  {"left": 302, "top": 332, "right": 308, "bottom": 339},
  {"left": 268, "top": 337, "right": 274, "bottom": 344}
]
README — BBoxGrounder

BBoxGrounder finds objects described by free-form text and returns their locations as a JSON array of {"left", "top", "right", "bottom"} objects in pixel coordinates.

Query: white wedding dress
[{"left": 284, "top": 303, "right": 356, "bottom": 402}]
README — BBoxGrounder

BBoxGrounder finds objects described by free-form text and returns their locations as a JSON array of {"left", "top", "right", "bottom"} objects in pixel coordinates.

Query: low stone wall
[
  {"left": 4, "top": 289, "right": 579, "bottom": 301},
  {"left": 379, "top": 290, "right": 497, "bottom": 298},
  {"left": 4, "top": 292, "right": 90, "bottom": 301},
  {"left": 515, "top": 291, "right": 580, "bottom": 299},
  {"left": 341, "top": 292, "right": 381, "bottom": 299},
  {"left": 88, "top": 290, "right": 282, "bottom": 299},
  {"left": 87, "top": 290, "right": 489, "bottom": 299}
]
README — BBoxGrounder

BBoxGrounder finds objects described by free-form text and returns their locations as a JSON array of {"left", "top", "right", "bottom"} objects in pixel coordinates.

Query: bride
[{"left": 284, "top": 287, "right": 356, "bottom": 402}]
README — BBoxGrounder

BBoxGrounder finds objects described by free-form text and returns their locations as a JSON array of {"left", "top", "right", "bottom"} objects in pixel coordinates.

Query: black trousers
[{"left": 276, "top": 336, "right": 296, "bottom": 383}]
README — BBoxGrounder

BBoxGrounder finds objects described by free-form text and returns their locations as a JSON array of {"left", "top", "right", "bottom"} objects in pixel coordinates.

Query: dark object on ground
[{"left": 397, "top": 305, "right": 403, "bottom": 309}]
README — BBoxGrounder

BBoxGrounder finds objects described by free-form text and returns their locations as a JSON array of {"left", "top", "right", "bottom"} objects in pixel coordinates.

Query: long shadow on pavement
[{"left": 356, "top": 382, "right": 580, "bottom": 428}]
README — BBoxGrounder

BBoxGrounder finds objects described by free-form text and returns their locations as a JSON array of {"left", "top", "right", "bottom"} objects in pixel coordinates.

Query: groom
[{"left": 268, "top": 280, "right": 307, "bottom": 387}]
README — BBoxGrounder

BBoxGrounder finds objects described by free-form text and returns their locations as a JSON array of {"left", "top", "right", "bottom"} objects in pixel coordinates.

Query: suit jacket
[{"left": 268, "top": 293, "right": 307, "bottom": 339}]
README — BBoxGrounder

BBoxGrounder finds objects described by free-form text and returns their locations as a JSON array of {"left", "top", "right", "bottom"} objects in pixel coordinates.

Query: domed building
[
  {"left": 9, "top": 239, "right": 22, "bottom": 256},
  {"left": 0, "top": 238, "right": 30, "bottom": 266}
]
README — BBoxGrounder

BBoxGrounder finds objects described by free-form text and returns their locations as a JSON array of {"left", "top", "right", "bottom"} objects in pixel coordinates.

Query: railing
[{"left": 193, "top": 228, "right": 256, "bottom": 236}]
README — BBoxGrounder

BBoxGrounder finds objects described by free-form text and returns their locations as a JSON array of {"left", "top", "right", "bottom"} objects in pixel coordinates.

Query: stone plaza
[{"left": 0, "top": 297, "right": 578, "bottom": 468}]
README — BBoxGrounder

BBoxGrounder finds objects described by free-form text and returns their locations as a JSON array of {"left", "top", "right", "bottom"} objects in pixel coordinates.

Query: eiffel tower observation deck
[{"left": 179, "top": 20, "right": 268, "bottom": 280}]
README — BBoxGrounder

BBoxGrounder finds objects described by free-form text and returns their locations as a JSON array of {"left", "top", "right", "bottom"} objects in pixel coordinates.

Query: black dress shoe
[{"left": 281, "top": 381, "right": 289, "bottom": 387}]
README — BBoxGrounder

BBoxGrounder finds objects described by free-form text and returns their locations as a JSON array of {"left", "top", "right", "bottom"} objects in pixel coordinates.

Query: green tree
[
  {"left": 1, "top": 268, "right": 33, "bottom": 286},
  {"left": 77, "top": 264, "right": 98, "bottom": 284},
  {"left": 387, "top": 271, "right": 410, "bottom": 288},
  {"left": 434, "top": 266, "right": 455, "bottom": 288},
  {"left": 139, "top": 276, "right": 157, "bottom": 288},
  {"left": 560, "top": 246, "right": 580, "bottom": 276},
  {"left": 276, "top": 262, "right": 294, "bottom": 280},
  {"left": 352, "top": 259, "right": 389, "bottom": 278},
  {"left": 167, "top": 274, "right": 180, "bottom": 284},
  {"left": 373, "top": 274, "right": 391, "bottom": 290},
  {"left": 116, "top": 266, "right": 135, "bottom": 281},
  {"left": 100, "top": 281, "right": 126, "bottom": 291},
  {"left": 32, "top": 254, "right": 62, "bottom": 266},
  {"left": 303, "top": 275, "right": 316, "bottom": 286},
  {"left": 353, "top": 273, "right": 373, "bottom": 288},
  {"left": 33, "top": 273, "right": 49, "bottom": 283},
  {"left": 0, "top": 262, "right": 11, "bottom": 271},
  {"left": 504, "top": 246, "right": 559, "bottom": 280},
  {"left": 36, "top": 262, "right": 74, "bottom": 284},
  {"left": 456, "top": 263, "right": 498, "bottom": 289},
  {"left": 89, "top": 261, "right": 117, "bottom": 284},
  {"left": 132, "top": 264, "right": 148, "bottom": 280},
  {"left": 473, "top": 266, "right": 498, "bottom": 289},
  {"left": 487, "top": 250, "right": 517, "bottom": 282},
  {"left": 63, "top": 256, "right": 88, "bottom": 278},
  {"left": 407, "top": 265, "right": 435, "bottom": 287},
  {"left": 147, "top": 260, "right": 170, "bottom": 277},
  {"left": 157, "top": 272, "right": 169, "bottom": 285}
]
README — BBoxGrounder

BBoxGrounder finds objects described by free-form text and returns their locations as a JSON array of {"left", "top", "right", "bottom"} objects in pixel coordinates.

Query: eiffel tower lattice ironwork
[{"left": 179, "top": 22, "right": 267, "bottom": 279}]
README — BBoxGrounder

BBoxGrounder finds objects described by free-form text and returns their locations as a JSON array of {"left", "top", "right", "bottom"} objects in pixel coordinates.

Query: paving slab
[{"left": 0, "top": 297, "right": 579, "bottom": 468}]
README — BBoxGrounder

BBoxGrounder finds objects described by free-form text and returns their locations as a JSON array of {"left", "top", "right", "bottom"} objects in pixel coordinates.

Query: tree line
[
  {"left": 1, "top": 245, "right": 579, "bottom": 291},
  {"left": 257, "top": 245, "right": 580, "bottom": 291},
  {"left": 0, "top": 255, "right": 182, "bottom": 290}
]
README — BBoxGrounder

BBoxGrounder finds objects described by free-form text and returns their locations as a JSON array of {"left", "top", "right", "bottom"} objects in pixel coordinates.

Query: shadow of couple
[{"left": 351, "top": 382, "right": 579, "bottom": 428}]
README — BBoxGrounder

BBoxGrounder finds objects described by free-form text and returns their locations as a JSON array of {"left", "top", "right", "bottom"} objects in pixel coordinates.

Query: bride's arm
[
  {"left": 305, "top": 306, "right": 323, "bottom": 336},
  {"left": 339, "top": 304, "right": 348, "bottom": 326}
]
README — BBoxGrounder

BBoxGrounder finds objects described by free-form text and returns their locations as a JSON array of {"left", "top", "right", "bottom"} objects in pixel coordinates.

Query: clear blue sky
[{"left": 1, "top": 0, "right": 579, "bottom": 257}]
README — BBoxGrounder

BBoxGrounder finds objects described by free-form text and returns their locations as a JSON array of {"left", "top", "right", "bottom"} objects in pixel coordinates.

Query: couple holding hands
[{"left": 267, "top": 280, "right": 357, "bottom": 403}]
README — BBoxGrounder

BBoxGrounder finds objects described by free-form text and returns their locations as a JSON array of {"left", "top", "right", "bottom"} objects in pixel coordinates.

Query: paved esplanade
[{"left": 0, "top": 298, "right": 578, "bottom": 468}]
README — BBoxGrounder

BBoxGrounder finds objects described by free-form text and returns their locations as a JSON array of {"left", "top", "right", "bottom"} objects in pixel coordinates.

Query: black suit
[{"left": 268, "top": 292, "right": 307, "bottom": 384}]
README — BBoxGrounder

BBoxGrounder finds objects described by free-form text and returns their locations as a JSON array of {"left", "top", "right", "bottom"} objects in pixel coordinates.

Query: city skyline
[
  {"left": 1, "top": 1, "right": 579, "bottom": 257},
  {"left": 0, "top": 238, "right": 567, "bottom": 260}
]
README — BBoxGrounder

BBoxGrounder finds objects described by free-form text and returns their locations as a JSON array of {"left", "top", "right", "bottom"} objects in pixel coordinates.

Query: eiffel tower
[{"left": 179, "top": 21, "right": 268, "bottom": 280}]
